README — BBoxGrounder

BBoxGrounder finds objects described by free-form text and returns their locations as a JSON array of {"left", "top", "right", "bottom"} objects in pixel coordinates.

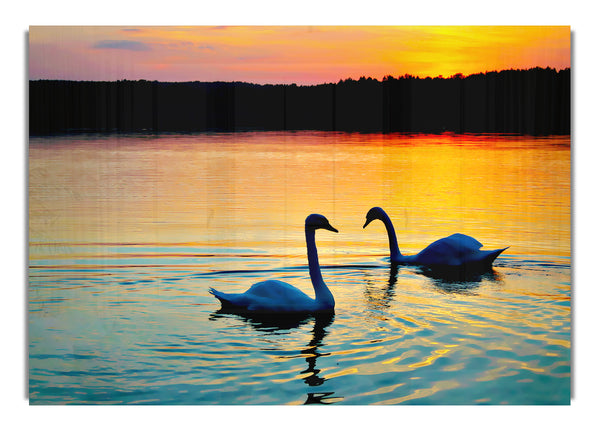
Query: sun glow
[{"left": 29, "top": 26, "right": 570, "bottom": 84}]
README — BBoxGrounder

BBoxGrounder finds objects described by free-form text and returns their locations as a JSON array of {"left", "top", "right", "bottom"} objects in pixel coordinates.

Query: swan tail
[
  {"left": 472, "top": 246, "right": 509, "bottom": 269},
  {"left": 208, "top": 288, "right": 237, "bottom": 307},
  {"left": 486, "top": 246, "right": 509, "bottom": 264}
]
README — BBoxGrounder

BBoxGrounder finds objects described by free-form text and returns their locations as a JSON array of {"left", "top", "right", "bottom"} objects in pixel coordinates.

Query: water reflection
[
  {"left": 209, "top": 311, "right": 339, "bottom": 404},
  {"left": 304, "top": 391, "right": 342, "bottom": 405},
  {"left": 210, "top": 310, "right": 316, "bottom": 331},
  {"left": 299, "top": 313, "right": 334, "bottom": 387},
  {"left": 417, "top": 264, "right": 502, "bottom": 283},
  {"left": 363, "top": 263, "right": 505, "bottom": 310},
  {"left": 363, "top": 265, "right": 399, "bottom": 311},
  {"left": 361, "top": 261, "right": 505, "bottom": 309},
  {"left": 28, "top": 133, "right": 571, "bottom": 405},
  {"left": 424, "top": 268, "right": 503, "bottom": 295}
]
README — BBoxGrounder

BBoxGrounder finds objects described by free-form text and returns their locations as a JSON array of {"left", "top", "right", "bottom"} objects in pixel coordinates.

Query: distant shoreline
[{"left": 29, "top": 67, "right": 570, "bottom": 136}]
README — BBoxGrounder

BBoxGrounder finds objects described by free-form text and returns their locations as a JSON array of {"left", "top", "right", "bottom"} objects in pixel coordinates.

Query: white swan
[
  {"left": 363, "top": 207, "right": 508, "bottom": 270},
  {"left": 209, "top": 214, "right": 338, "bottom": 313}
]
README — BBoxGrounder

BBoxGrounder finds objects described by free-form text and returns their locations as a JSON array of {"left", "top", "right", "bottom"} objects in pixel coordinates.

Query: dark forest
[{"left": 29, "top": 67, "right": 570, "bottom": 136}]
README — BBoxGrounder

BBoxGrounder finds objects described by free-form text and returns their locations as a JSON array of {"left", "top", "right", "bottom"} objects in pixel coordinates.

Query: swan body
[
  {"left": 209, "top": 214, "right": 338, "bottom": 313},
  {"left": 363, "top": 207, "right": 508, "bottom": 270}
]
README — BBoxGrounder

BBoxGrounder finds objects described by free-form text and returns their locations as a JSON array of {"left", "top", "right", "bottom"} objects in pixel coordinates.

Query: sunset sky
[{"left": 30, "top": 26, "right": 570, "bottom": 85}]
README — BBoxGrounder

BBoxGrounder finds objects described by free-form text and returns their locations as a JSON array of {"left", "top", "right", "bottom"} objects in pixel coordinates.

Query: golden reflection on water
[
  {"left": 375, "top": 380, "right": 462, "bottom": 405},
  {"left": 30, "top": 132, "right": 570, "bottom": 258}
]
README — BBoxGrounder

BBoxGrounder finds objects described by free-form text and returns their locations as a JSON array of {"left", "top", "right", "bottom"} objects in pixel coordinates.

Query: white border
[{"left": 5, "top": 1, "right": 598, "bottom": 429}]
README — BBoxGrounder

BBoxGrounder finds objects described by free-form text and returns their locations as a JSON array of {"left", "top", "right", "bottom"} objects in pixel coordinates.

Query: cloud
[{"left": 92, "top": 40, "right": 151, "bottom": 51}]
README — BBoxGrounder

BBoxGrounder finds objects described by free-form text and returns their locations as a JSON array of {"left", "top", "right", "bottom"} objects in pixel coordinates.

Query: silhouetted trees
[{"left": 29, "top": 67, "right": 570, "bottom": 136}]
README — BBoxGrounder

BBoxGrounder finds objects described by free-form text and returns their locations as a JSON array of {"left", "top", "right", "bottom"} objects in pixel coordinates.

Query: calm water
[{"left": 28, "top": 132, "right": 571, "bottom": 405}]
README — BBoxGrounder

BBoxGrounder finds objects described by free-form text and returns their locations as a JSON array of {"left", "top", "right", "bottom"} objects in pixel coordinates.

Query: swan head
[
  {"left": 305, "top": 214, "right": 338, "bottom": 233},
  {"left": 363, "top": 206, "right": 387, "bottom": 228}
]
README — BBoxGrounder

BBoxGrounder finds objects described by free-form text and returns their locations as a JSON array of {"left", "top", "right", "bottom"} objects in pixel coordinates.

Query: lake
[{"left": 28, "top": 131, "right": 570, "bottom": 404}]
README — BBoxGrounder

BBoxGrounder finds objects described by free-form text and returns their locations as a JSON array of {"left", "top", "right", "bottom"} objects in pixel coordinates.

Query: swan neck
[
  {"left": 380, "top": 213, "right": 402, "bottom": 261},
  {"left": 305, "top": 228, "right": 334, "bottom": 307}
]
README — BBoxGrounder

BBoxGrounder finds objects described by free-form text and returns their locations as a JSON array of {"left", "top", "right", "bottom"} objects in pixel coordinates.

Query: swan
[
  {"left": 363, "top": 207, "right": 508, "bottom": 271},
  {"left": 209, "top": 214, "right": 338, "bottom": 313}
]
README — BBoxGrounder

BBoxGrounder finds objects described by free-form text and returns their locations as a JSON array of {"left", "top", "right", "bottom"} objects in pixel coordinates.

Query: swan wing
[
  {"left": 208, "top": 288, "right": 250, "bottom": 308},
  {"left": 416, "top": 234, "right": 507, "bottom": 267},
  {"left": 416, "top": 234, "right": 483, "bottom": 266},
  {"left": 211, "top": 280, "right": 316, "bottom": 313},
  {"left": 445, "top": 233, "right": 483, "bottom": 250},
  {"left": 246, "top": 280, "right": 313, "bottom": 302}
]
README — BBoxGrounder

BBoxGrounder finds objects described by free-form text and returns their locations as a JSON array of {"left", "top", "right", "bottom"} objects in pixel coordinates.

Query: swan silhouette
[
  {"left": 363, "top": 207, "right": 508, "bottom": 271},
  {"left": 209, "top": 214, "right": 338, "bottom": 313}
]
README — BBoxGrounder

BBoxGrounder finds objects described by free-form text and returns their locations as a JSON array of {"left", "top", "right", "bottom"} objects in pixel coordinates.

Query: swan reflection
[
  {"left": 304, "top": 391, "right": 343, "bottom": 405},
  {"left": 417, "top": 264, "right": 502, "bottom": 283},
  {"left": 363, "top": 262, "right": 504, "bottom": 312},
  {"left": 209, "top": 311, "right": 339, "bottom": 404},
  {"left": 363, "top": 264, "right": 399, "bottom": 311},
  {"left": 425, "top": 268, "right": 504, "bottom": 294},
  {"left": 298, "top": 313, "right": 334, "bottom": 387}
]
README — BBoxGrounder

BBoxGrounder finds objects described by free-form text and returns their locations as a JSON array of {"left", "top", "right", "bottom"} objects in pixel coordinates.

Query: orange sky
[{"left": 29, "top": 26, "right": 570, "bottom": 84}]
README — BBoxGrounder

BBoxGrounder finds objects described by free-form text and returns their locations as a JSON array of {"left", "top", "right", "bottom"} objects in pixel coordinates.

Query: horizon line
[{"left": 29, "top": 66, "right": 571, "bottom": 87}]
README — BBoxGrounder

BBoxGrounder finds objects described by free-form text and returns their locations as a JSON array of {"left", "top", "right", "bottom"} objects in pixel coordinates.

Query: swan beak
[
  {"left": 324, "top": 223, "right": 338, "bottom": 233},
  {"left": 363, "top": 218, "right": 373, "bottom": 229}
]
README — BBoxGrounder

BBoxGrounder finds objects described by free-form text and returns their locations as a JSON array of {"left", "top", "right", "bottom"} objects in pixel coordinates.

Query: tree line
[{"left": 29, "top": 67, "right": 570, "bottom": 136}]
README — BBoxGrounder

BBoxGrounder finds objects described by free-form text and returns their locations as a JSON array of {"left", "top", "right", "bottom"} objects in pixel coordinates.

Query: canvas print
[{"left": 28, "top": 26, "right": 571, "bottom": 405}]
